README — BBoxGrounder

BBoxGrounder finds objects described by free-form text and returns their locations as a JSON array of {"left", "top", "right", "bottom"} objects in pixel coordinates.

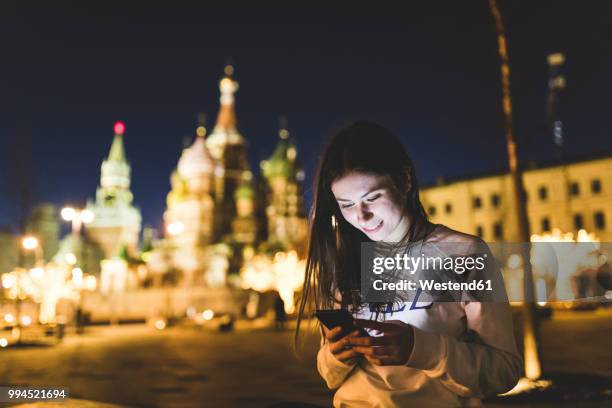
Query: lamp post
[
  {"left": 60, "top": 206, "right": 94, "bottom": 269},
  {"left": 61, "top": 206, "right": 94, "bottom": 332},
  {"left": 11, "top": 236, "right": 43, "bottom": 344},
  {"left": 159, "top": 221, "right": 185, "bottom": 325},
  {"left": 61, "top": 207, "right": 94, "bottom": 237},
  {"left": 488, "top": 0, "right": 542, "bottom": 384}
]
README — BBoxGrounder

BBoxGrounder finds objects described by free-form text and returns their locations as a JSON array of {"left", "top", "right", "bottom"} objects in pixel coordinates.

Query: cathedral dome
[
  {"left": 234, "top": 182, "right": 255, "bottom": 200},
  {"left": 261, "top": 138, "right": 297, "bottom": 180},
  {"left": 178, "top": 135, "right": 215, "bottom": 178}
]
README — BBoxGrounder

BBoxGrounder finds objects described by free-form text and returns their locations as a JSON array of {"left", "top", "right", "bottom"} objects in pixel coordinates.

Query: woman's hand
[
  {"left": 347, "top": 319, "right": 415, "bottom": 366},
  {"left": 325, "top": 326, "right": 363, "bottom": 365}
]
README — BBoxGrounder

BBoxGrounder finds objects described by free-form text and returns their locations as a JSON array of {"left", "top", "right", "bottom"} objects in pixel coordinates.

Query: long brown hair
[{"left": 295, "top": 121, "right": 431, "bottom": 345}]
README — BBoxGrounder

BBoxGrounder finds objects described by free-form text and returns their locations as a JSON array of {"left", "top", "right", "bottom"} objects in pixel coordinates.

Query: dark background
[{"left": 1, "top": 1, "right": 611, "bottom": 232}]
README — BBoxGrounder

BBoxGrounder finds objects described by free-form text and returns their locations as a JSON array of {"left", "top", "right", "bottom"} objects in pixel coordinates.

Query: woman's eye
[
  {"left": 340, "top": 203, "right": 354, "bottom": 209},
  {"left": 365, "top": 194, "right": 381, "bottom": 203}
]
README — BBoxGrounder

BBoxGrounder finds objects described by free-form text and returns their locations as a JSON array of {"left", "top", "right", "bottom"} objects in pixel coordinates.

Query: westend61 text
[{"left": 372, "top": 279, "right": 493, "bottom": 292}]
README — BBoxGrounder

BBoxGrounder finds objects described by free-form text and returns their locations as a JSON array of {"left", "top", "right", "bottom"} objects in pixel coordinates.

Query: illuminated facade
[
  {"left": 155, "top": 66, "right": 309, "bottom": 289},
  {"left": 85, "top": 122, "right": 142, "bottom": 259},
  {"left": 0, "top": 231, "right": 18, "bottom": 275},
  {"left": 160, "top": 65, "right": 258, "bottom": 286},
  {"left": 261, "top": 124, "right": 308, "bottom": 253},
  {"left": 164, "top": 124, "right": 217, "bottom": 282},
  {"left": 231, "top": 181, "right": 257, "bottom": 245},
  {"left": 26, "top": 204, "right": 60, "bottom": 262},
  {"left": 421, "top": 155, "right": 612, "bottom": 242},
  {"left": 206, "top": 65, "right": 253, "bottom": 241}
]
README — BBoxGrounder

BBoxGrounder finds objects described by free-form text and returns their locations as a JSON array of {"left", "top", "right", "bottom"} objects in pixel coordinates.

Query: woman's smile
[{"left": 361, "top": 220, "right": 383, "bottom": 234}]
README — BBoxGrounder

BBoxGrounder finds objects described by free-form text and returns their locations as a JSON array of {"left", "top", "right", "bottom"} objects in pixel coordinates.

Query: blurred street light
[
  {"left": 72, "top": 267, "right": 84, "bottom": 286},
  {"left": 61, "top": 206, "right": 94, "bottom": 236},
  {"left": 167, "top": 221, "right": 185, "bottom": 236},
  {"left": 20, "top": 315, "right": 32, "bottom": 326},
  {"left": 60, "top": 207, "right": 76, "bottom": 221},
  {"left": 65, "top": 253, "right": 77, "bottom": 266},
  {"left": 202, "top": 309, "right": 214, "bottom": 320},
  {"left": 22, "top": 236, "right": 39, "bottom": 251},
  {"left": 29, "top": 267, "right": 45, "bottom": 279},
  {"left": 80, "top": 210, "right": 95, "bottom": 224},
  {"left": 22, "top": 235, "right": 43, "bottom": 266}
]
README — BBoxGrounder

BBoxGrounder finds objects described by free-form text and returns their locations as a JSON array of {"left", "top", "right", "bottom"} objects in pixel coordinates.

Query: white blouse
[{"left": 317, "top": 224, "right": 522, "bottom": 408}]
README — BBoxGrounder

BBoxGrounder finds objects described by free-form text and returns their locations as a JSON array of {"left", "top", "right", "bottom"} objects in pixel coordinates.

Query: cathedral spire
[
  {"left": 213, "top": 64, "right": 239, "bottom": 133},
  {"left": 279, "top": 115, "right": 289, "bottom": 140},
  {"left": 100, "top": 121, "right": 131, "bottom": 190},
  {"left": 206, "top": 63, "right": 245, "bottom": 161},
  {"left": 196, "top": 113, "right": 207, "bottom": 138},
  {"left": 108, "top": 121, "right": 127, "bottom": 162}
]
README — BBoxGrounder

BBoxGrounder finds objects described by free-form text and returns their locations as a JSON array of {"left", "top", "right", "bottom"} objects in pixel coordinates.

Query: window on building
[
  {"left": 476, "top": 225, "right": 483, "bottom": 238},
  {"left": 493, "top": 222, "right": 503, "bottom": 240},
  {"left": 574, "top": 214, "right": 583, "bottom": 230},
  {"left": 473, "top": 197, "right": 482, "bottom": 209},
  {"left": 541, "top": 217, "right": 550, "bottom": 232},
  {"left": 592, "top": 179, "right": 602, "bottom": 194},
  {"left": 594, "top": 211, "right": 606, "bottom": 230},
  {"left": 569, "top": 182, "right": 580, "bottom": 197},
  {"left": 538, "top": 186, "right": 548, "bottom": 201},
  {"left": 491, "top": 193, "right": 501, "bottom": 207},
  {"left": 428, "top": 206, "right": 436, "bottom": 216},
  {"left": 445, "top": 203, "right": 452, "bottom": 214}
]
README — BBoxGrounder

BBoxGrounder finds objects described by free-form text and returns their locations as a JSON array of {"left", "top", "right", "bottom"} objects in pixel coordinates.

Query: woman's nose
[{"left": 357, "top": 205, "right": 373, "bottom": 223}]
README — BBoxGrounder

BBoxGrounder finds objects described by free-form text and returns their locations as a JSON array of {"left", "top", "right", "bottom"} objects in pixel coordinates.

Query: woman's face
[{"left": 331, "top": 171, "right": 409, "bottom": 242}]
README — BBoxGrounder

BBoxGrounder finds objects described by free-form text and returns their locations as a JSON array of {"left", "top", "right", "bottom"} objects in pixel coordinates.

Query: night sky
[{"left": 1, "top": 1, "right": 611, "bottom": 233}]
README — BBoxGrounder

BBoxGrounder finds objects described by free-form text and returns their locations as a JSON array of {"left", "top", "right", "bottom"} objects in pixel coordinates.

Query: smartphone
[{"left": 315, "top": 309, "right": 364, "bottom": 337}]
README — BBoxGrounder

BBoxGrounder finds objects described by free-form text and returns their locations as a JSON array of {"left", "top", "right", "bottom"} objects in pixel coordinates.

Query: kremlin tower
[{"left": 86, "top": 122, "right": 142, "bottom": 259}]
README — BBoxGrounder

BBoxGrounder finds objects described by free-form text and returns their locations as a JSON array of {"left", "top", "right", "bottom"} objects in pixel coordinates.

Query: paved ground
[
  {"left": 2, "top": 322, "right": 329, "bottom": 408},
  {"left": 1, "top": 309, "right": 611, "bottom": 408}
]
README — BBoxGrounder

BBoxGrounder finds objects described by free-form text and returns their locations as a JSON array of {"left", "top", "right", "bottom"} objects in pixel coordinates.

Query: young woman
[{"left": 296, "top": 122, "right": 521, "bottom": 407}]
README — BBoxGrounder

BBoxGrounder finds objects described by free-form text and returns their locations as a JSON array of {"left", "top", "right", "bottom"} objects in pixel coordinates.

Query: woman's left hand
[{"left": 347, "top": 319, "right": 415, "bottom": 366}]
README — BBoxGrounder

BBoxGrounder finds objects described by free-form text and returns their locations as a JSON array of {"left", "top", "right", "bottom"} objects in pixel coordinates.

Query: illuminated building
[
  {"left": 155, "top": 66, "right": 309, "bottom": 290},
  {"left": 421, "top": 155, "right": 611, "bottom": 242},
  {"left": 0, "top": 230, "right": 18, "bottom": 274},
  {"left": 231, "top": 181, "right": 258, "bottom": 245},
  {"left": 53, "top": 234, "right": 103, "bottom": 274},
  {"left": 260, "top": 121, "right": 308, "bottom": 253},
  {"left": 239, "top": 122, "right": 309, "bottom": 314},
  {"left": 206, "top": 65, "right": 253, "bottom": 241},
  {"left": 161, "top": 65, "right": 257, "bottom": 286},
  {"left": 164, "top": 121, "right": 217, "bottom": 283},
  {"left": 85, "top": 122, "right": 142, "bottom": 259},
  {"left": 26, "top": 203, "right": 60, "bottom": 262}
]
